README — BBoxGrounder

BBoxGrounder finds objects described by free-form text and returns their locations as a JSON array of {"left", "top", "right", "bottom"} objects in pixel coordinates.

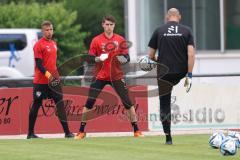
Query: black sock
[
  {"left": 28, "top": 101, "right": 42, "bottom": 135},
  {"left": 166, "top": 134, "right": 172, "bottom": 142},
  {"left": 131, "top": 122, "right": 139, "bottom": 132},
  {"left": 161, "top": 119, "right": 171, "bottom": 135},
  {"left": 60, "top": 120, "right": 70, "bottom": 134},
  {"left": 55, "top": 102, "right": 70, "bottom": 135},
  {"left": 79, "top": 122, "right": 87, "bottom": 132}
]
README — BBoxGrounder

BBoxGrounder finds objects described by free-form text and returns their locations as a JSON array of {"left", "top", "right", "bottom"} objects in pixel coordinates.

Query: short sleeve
[
  {"left": 188, "top": 29, "right": 195, "bottom": 46},
  {"left": 89, "top": 38, "right": 97, "bottom": 56},
  {"left": 148, "top": 29, "right": 158, "bottom": 50},
  {"left": 33, "top": 42, "right": 43, "bottom": 59}
]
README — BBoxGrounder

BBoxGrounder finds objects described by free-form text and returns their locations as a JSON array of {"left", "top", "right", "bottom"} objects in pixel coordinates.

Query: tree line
[{"left": 0, "top": 0, "right": 124, "bottom": 75}]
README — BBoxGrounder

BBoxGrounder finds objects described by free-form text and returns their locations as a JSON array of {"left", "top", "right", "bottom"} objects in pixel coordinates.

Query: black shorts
[
  {"left": 85, "top": 79, "right": 133, "bottom": 109},
  {"left": 33, "top": 84, "right": 63, "bottom": 103},
  {"left": 157, "top": 73, "right": 186, "bottom": 96}
]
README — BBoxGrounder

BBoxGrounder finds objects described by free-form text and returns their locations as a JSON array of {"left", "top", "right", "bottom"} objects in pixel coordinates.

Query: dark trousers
[
  {"left": 157, "top": 73, "right": 186, "bottom": 135},
  {"left": 85, "top": 79, "right": 133, "bottom": 109},
  {"left": 28, "top": 84, "right": 70, "bottom": 134}
]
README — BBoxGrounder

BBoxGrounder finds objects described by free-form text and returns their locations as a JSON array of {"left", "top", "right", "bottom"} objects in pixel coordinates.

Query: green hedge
[{"left": 0, "top": 2, "right": 87, "bottom": 75}]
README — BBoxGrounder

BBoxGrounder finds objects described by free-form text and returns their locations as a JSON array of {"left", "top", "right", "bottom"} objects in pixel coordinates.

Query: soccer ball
[
  {"left": 228, "top": 131, "right": 238, "bottom": 138},
  {"left": 209, "top": 132, "right": 225, "bottom": 149},
  {"left": 227, "top": 131, "right": 240, "bottom": 148},
  {"left": 220, "top": 138, "right": 238, "bottom": 156},
  {"left": 138, "top": 56, "right": 156, "bottom": 71}
]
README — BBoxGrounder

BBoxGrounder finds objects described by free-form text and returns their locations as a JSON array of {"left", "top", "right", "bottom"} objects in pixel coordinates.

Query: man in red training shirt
[
  {"left": 27, "top": 20, "right": 74, "bottom": 139},
  {"left": 75, "top": 15, "right": 144, "bottom": 139}
]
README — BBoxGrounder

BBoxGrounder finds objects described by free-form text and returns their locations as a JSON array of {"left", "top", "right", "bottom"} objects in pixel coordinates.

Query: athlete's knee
[
  {"left": 29, "top": 100, "right": 42, "bottom": 115},
  {"left": 85, "top": 98, "right": 95, "bottom": 109},
  {"left": 160, "top": 112, "right": 171, "bottom": 122},
  {"left": 120, "top": 96, "right": 133, "bottom": 110},
  {"left": 53, "top": 93, "right": 63, "bottom": 103},
  {"left": 32, "top": 99, "right": 42, "bottom": 108},
  {"left": 123, "top": 102, "right": 133, "bottom": 110}
]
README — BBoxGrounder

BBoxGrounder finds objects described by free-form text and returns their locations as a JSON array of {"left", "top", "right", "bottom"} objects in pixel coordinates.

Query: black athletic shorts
[
  {"left": 85, "top": 79, "right": 133, "bottom": 109},
  {"left": 33, "top": 84, "right": 63, "bottom": 102},
  {"left": 157, "top": 73, "right": 186, "bottom": 96}
]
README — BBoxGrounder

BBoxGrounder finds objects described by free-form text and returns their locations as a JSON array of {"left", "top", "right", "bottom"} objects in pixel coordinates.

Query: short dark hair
[
  {"left": 41, "top": 20, "right": 53, "bottom": 28},
  {"left": 102, "top": 15, "right": 116, "bottom": 23}
]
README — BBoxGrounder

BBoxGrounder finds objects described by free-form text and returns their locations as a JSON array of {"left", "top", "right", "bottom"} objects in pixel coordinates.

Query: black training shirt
[{"left": 148, "top": 21, "right": 194, "bottom": 73}]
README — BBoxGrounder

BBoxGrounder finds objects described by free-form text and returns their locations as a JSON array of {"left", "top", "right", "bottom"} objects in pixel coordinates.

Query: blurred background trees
[
  {"left": 64, "top": 0, "right": 125, "bottom": 47},
  {"left": 0, "top": 0, "right": 125, "bottom": 75}
]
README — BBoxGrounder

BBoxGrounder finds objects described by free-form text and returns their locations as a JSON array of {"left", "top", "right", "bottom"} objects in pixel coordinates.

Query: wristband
[{"left": 187, "top": 72, "right": 192, "bottom": 78}]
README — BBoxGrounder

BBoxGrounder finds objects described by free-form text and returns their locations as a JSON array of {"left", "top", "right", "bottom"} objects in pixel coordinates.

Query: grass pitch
[{"left": 0, "top": 134, "right": 238, "bottom": 160}]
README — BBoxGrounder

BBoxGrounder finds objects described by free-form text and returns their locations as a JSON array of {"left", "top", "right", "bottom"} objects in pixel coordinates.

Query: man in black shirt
[{"left": 147, "top": 8, "right": 195, "bottom": 144}]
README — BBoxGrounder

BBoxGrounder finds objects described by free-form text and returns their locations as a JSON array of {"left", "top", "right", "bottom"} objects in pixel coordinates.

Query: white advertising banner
[{"left": 148, "top": 81, "right": 240, "bottom": 131}]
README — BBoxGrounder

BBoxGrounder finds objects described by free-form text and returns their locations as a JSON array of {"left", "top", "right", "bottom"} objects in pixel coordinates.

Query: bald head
[{"left": 166, "top": 8, "right": 181, "bottom": 22}]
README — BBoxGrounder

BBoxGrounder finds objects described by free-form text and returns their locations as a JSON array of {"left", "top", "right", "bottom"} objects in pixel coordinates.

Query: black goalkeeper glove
[
  {"left": 116, "top": 55, "right": 130, "bottom": 64},
  {"left": 49, "top": 76, "right": 60, "bottom": 87}
]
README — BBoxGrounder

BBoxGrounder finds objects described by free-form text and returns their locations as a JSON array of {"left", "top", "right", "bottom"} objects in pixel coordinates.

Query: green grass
[{"left": 0, "top": 135, "right": 238, "bottom": 160}]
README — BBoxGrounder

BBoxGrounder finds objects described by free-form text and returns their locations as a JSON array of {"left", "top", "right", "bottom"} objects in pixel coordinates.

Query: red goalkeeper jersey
[
  {"left": 89, "top": 33, "right": 128, "bottom": 81},
  {"left": 33, "top": 37, "right": 58, "bottom": 84}
]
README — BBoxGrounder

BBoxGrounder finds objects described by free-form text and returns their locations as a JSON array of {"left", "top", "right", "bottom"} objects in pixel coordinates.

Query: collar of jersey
[
  {"left": 42, "top": 37, "right": 53, "bottom": 42},
  {"left": 167, "top": 21, "right": 179, "bottom": 24},
  {"left": 102, "top": 33, "right": 115, "bottom": 40}
]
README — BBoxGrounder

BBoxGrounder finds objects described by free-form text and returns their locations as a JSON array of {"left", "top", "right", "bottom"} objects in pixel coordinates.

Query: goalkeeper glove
[
  {"left": 149, "top": 58, "right": 157, "bottom": 69},
  {"left": 184, "top": 72, "right": 192, "bottom": 93},
  {"left": 95, "top": 53, "right": 108, "bottom": 62},
  {"left": 139, "top": 56, "right": 157, "bottom": 71},
  {"left": 45, "top": 71, "right": 60, "bottom": 87},
  {"left": 116, "top": 55, "right": 128, "bottom": 64}
]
